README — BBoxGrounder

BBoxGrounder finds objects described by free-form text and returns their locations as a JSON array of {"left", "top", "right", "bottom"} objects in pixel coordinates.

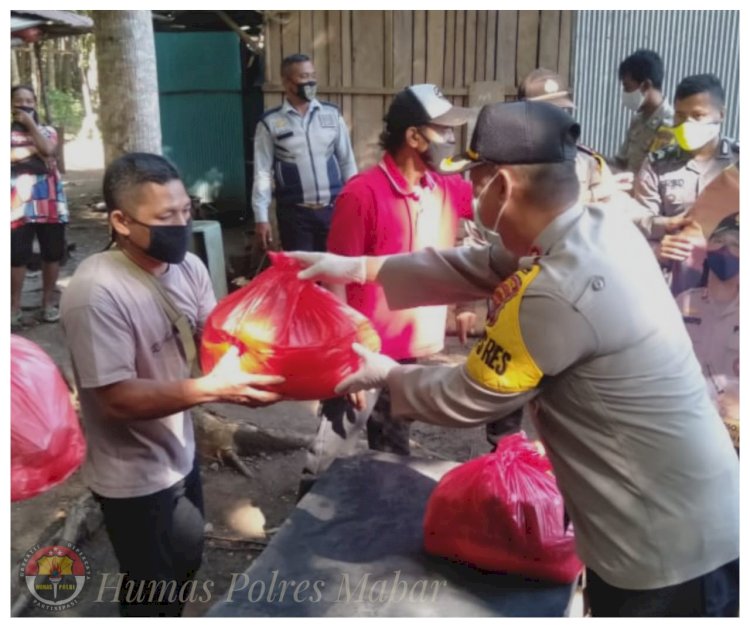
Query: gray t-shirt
[{"left": 60, "top": 251, "right": 216, "bottom": 498}]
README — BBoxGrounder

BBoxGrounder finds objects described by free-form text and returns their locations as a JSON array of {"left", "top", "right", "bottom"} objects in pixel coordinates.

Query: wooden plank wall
[{"left": 263, "top": 10, "right": 574, "bottom": 169}]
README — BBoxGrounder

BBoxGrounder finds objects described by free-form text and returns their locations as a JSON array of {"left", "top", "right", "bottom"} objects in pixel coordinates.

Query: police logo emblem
[{"left": 20, "top": 543, "right": 91, "bottom": 612}]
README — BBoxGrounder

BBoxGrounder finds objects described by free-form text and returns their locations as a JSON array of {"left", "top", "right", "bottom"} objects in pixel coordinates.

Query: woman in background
[{"left": 11, "top": 84, "right": 68, "bottom": 327}]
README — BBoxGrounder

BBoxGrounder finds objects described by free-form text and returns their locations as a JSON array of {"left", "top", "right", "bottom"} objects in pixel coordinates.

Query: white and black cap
[{"left": 385, "top": 83, "right": 473, "bottom": 130}]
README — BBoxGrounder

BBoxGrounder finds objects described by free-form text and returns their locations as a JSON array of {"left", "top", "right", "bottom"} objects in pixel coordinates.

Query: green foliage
[{"left": 46, "top": 89, "right": 84, "bottom": 136}]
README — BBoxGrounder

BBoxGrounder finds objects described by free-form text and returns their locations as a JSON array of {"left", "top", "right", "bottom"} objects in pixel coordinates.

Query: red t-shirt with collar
[{"left": 327, "top": 153, "right": 472, "bottom": 360}]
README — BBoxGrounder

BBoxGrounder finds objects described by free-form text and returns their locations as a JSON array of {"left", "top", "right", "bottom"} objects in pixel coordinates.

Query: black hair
[
  {"left": 102, "top": 152, "right": 181, "bottom": 212},
  {"left": 618, "top": 49, "right": 664, "bottom": 90},
  {"left": 378, "top": 125, "right": 410, "bottom": 155},
  {"left": 11, "top": 84, "right": 36, "bottom": 99},
  {"left": 281, "top": 53, "right": 312, "bottom": 78},
  {"left": 675, "top": 73, "right": 725, "bottom": 107},
  {"left": 511, "top": 162, "right": 580, "bottom": 208}
]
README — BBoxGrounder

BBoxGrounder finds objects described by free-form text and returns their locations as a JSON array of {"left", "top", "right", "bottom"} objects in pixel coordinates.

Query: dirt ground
[{"left": 11, "top": 169, "right": 524, "bottom": 617}]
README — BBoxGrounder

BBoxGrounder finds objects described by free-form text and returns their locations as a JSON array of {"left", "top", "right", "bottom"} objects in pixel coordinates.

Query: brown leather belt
[{"left": 295, "top": 203, "right": 328, "bottom": 210}]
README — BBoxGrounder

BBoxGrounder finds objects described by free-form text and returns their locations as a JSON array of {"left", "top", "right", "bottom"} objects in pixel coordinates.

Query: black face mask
[
  {"left": 296, "top": 81, "right": 318, "bottom": 102},
  {"left": 706, "top": 246, "right": 740, "bottom": 282},
  {"left": 127, "top": 216, "right": 192, "bottom": 264},
  {"left": 418, "top": 130, "right": 456, "bottom": 171}
]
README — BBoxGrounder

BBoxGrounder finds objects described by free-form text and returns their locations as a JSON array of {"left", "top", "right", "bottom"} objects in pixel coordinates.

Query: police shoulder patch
[
  {"left": 465, "top": 265, "right": 544, "bottom": 394},
  {"left": 261, "top": 105, "right": 283, "bottom": 120},
  {"left": 719, "top": 137, "right": 739, "bottom": 157},
  {"left": 577, "top": 143, "right": 606, "bottom": 171}
]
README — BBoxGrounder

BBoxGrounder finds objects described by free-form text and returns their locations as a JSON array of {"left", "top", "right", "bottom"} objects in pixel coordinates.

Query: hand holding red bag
[
  {"left": 11, "top": 335, "right": 85, "bottom": 502},
  {"left": 200, "top": 252, "right": 381, "bottom": 401},
  {"left": 423, "top": 432, "right": 583, "bottom": 583}
]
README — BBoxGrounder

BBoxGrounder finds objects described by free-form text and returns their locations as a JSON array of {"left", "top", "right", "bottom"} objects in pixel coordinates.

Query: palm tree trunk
[
  {"left": 93, "top": 10, "right": 162, "bottom": 164},
  {"left": 11, "top": 48, "right": 21, "bottom": 85}
]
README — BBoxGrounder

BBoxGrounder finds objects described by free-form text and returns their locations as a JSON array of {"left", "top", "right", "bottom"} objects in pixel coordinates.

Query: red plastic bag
[
  {"left": 201, "top": 252, "right": 381, "bottom": 400},
  {"left": 11, "top": 335, "right": 85, "bottom": 502},
  {"left": 423, "top": 432, "right": 582, "bottom": 583}
]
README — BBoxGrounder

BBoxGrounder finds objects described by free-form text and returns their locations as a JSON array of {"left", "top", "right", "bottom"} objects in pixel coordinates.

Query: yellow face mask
[{"left": 671, "top": 120, "right": 721, "bottom": 152}]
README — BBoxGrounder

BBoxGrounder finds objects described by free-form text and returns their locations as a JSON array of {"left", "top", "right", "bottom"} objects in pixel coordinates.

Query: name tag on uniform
[
  {"left": 660, "top": 178, "right": 685, "bottom": 190},
  {"left": 318, "top": 113, "right": 337, "bottom": 128},
  {"left": 465, "top": 265, "right": 543, "bottom": 394}
]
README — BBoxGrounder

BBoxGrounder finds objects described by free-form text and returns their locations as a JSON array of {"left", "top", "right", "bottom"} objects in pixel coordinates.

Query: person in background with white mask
[
  {"left": 517, "top": 68, "right": 631, "bottom": 205},
  {"left": 631, "top": 73, "right": 738, "bottom": 293},
  {"left": 613, "top": 49, "right": 674, "bottom": 174}
]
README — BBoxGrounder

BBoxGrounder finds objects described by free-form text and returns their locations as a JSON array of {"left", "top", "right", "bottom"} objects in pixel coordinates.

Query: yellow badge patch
[{"left": 466, "top": 265, "right": 543, "bottom": 393}]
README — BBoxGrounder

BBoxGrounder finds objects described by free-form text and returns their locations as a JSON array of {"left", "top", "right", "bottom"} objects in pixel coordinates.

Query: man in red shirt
[{"left": 300, "top": 85, "right": 473, "bottom": 494}]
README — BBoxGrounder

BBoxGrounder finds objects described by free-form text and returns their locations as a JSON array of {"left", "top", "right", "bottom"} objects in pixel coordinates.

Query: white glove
[
  {"left": 287, "top": 251, "right": 366, "bottom": 285},
  {"left": 335, "top": 343, "right": 399, "bottom": 395}
]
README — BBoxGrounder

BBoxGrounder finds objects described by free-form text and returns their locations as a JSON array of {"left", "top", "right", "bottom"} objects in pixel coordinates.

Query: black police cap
[{"left": 440, "top": 100, "right": 580, "bottom": 173}]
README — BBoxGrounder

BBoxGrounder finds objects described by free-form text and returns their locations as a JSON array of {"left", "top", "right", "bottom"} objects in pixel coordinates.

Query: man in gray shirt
[
  {"left": 61, "top": 153, "right": 283, "bottom": 616},
  {"left": 290, "top": 102, "right": 739, "bottom": 617},
  {"left": 614, "top": 49, "right": 674, "bottom": 174}
]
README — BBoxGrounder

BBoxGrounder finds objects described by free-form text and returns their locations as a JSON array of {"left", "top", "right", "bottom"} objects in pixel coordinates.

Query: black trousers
[
  {"left": 485, "top": 408, "right": 524, "bottom": 448},
  {"left": 586, "top": 559, "right": 739, "bottom": 617},
  {"left": 11, "top": 222, "right": 66, "bottom": 267},
  {"left": 93, "top": 460, "right": 205, "bottom": 617},
  {"left": 276, "top": 203, "right": 334, "bottom": 252}
]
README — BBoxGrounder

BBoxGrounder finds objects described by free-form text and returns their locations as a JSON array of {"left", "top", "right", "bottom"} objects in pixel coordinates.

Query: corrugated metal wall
[{"left": 573, "top": 10, "right": 739, "bottom": 158}]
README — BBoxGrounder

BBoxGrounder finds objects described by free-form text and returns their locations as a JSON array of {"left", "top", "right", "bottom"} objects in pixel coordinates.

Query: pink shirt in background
[{"left": 327, "top": 153, "right": 472, "bottom": 360}]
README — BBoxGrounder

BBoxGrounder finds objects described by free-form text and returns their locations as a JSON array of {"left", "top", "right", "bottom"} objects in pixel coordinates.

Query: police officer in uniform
[
  {"left": 291, "top": 100, "right": 739, "bottom": 617},
  {"left": 676, "top": 213, "right": 739, "bottom": 450},
  {"left": 252, "top": 53, "right": 357, "bottom": 252},
  {"left": 614, "top": 49, "right": 675, "bottom": 174},
  {"left": 474, "top": 68, "right": 634, "bottom": 446},
  {"left": 632, "top": 74, "right": 738, "bottom": 292},
  {"left": 518, "top": 68, "right": 631, "bottom": 205}
]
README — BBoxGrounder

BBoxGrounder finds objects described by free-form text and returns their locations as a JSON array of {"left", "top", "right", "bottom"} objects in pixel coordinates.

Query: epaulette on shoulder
[
  {"left": 577, "top": 143, "right": 606, "bottom": 170},
  {"left": 261, "top": 105, "right": 283, "bottom": 119},
  {"left": 576, "top": 143, "right": 600, "bottom": 158},
  {"left": 720, "top": 138, "right": 739, "bottom": 156},
  {"left": 319, "top": 100, "right": 340, "bottom": 112}
]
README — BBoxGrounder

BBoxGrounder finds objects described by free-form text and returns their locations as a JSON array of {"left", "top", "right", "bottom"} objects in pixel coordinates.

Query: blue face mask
[{"left": 706, "top": 246, "right": 739, "bottom": 281}]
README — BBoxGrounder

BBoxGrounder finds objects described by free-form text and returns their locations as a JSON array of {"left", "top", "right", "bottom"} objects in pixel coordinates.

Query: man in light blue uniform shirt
[{"left": 252, "top": 53, "right": 357, "bottom": 252}]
